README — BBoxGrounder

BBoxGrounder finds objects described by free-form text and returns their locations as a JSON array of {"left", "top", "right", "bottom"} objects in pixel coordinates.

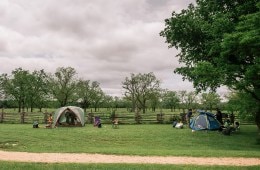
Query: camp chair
[
  {"left": 45, "top": 124, "right": 52, "bottom": 128},
  {"left": 93, "top": 116, "right": 101, "bottom": 128},
  {"left": 112, "top": 118, "right": 119, "bottom": 129},
  {"left": 33, "top": 121, "right": 39, "bottom": 128}
]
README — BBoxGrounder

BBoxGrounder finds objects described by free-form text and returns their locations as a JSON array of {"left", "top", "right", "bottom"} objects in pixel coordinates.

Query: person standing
[
  {"left": 186, "top": 109, "right": 192, "bottom": 128},
  {"left": 216, "top": 108, "right": 223, "bottom": 125},
  {"left": 230, "top": 112, "right": 235, "bottom": 125}
]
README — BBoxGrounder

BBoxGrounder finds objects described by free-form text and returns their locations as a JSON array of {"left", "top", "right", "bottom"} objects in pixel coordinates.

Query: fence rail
[
  {"left": 0, "top": 111, "right": 183, "bottom": 125},
  {"left": 0, "top": 111, "right": 254, "bottom": 125}
]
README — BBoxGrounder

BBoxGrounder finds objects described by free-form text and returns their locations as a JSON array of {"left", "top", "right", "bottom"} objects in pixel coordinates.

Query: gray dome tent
[{"left": 52, "top": 106, "right": 85, "bottom": 127}]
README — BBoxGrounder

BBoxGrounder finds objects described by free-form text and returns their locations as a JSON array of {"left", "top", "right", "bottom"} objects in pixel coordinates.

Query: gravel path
[{"left": 0, "top": 151, "right": 260, "bottom": 166}]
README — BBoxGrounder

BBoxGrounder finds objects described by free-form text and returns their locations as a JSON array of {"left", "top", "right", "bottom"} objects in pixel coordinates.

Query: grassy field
[
  {"left": 0, "top": 124, "right": 259, "bottom": 157},
  {"left": 0, "top": 161, "right": 259, "bottom": 170},
  {"left": 0, "top": 124, "right": 260, "bottom": 169}
]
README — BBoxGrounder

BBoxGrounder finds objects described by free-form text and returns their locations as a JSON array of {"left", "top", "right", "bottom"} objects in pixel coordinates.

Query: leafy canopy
[{"left": 160, "top": 0, "right": 260, "bottom": 102}]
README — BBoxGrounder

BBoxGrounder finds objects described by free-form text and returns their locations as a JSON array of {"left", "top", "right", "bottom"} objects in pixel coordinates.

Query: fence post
[
  {"left": 44, "top": 111, "right": 48, "bottom": 124},
  {"left": 88, "top": 112, "right": 94, "bottom": 124},
  {"left": 20, "top": 112, "right": 25, "bottom": 124},
  {"left": 157, "top": 113, "right": 164, "bottom": 124},
  {"left": 0, "top": 108, "right": 3, "bottom": 123},
  {"left": 135, "top": 108, "right": 142, "bottom": 124}
]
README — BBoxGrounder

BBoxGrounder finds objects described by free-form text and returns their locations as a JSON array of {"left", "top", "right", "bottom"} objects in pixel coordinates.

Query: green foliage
[
  {"left": 0, "top": 68, "right": 49, "bottom": 112},
  {"left": 226, "top": 91, "right": 259, "bottom": 123},
  {"left": 161, "top": 0, "right": 259, "bottom": 95},
  {"left": 200, "top": 92, "right": 221, "bottom": 111},
  {"left": 122, "top": 72, "right": 161, "bottom": 113},
  {"left": 178, "top": 91, "right": 198, "bottom": 112},
  {"left": 160, "top": 0, "right": 260, "bottom": 129},
  {"left": 76, "top": 79, "right": 105, "bottom": 112},
  {"left": 49, "top": 67, "right": 78, "bottom": 107},
  {"left": 161, "top": 90, "right": 180, "bottom": 112}
]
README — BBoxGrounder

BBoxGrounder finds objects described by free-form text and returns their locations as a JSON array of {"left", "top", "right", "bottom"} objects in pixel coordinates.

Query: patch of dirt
[{"left": 0, "top": 150, "right": 259, "bottom": 166}]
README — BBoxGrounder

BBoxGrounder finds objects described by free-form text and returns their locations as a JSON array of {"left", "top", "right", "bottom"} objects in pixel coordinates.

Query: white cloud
[{"left": 0, "top": 0, "right": 220, "bottom": 97}]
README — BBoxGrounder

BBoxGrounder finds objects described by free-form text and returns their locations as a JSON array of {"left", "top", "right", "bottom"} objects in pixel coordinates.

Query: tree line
[
  {"left": 0, "top": 66, "right": 257, "bottom": 126},
  {"left": 0, "top": 67, "right": 226, "bottom": 113}
]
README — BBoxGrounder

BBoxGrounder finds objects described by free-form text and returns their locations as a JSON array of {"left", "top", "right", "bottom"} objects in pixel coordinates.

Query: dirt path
[{"left": 0, "top": 151, "right": 260, "bottom": 166}]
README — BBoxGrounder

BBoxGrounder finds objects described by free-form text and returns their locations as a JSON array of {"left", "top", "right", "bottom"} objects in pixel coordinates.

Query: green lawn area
[
  {"left": 0, "top": 162, "right": 259, "bottom": 170},
  {"left": 0, "top": 124, "right": 259, "bottom": 169},
  {"left": 0, "top": 124, "right": 259, "bottom": 157}
]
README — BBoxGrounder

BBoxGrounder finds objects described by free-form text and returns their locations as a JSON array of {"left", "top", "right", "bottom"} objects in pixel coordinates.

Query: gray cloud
[{"left": 0, "top": 0, "right": 227, "bottom": 97}]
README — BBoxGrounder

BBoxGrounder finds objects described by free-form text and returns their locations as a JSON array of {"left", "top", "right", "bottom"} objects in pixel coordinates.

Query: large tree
[
  {"left": 162, "top": 90, "right": 180, "bottom": 112},
  {"left": 200, "top": 92, "right": 221, "bottom": 112},
  {"left": 77, "top": 80, "right": 103, "bottom": 112},
  {"left": 26, "top": 70, "right": 49, "bottom": 112},
  {"left": 160, "top": 0, "right": 260, "bottom": 129},
  {"left": 0, "top": 68, "right": 49, "bottom": 112},
  {"left": 0, "top": 68, "right": 30, "bottom": 112},
  {"left": 122, "top": 72, "right": 160, "bottom": 113},
  {"left": 49, "top": 67, "right": 78, "bottom": 107}
]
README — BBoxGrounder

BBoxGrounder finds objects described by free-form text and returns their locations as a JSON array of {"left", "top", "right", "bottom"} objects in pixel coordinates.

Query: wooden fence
[
  {"left": 0, "top": 110, "right": 254, "bottom": 125},
  {"left": 0, "top": 111, "right": 184, "bottom": 125}
]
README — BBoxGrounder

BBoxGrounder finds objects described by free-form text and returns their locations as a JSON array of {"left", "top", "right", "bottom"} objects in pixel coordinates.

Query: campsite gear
[
  {"left": 172, "top": 121, "right": 177, "bottom": 127},
  {"left": 33, "top": 121, "right": 39, "bottom": 128},
  {"left": 190, "top": 111, "right": 221, "bottom": 131},
  {"left": 94, "top": 116, "right": 102, "bottom": 128},
  {"left": 222, "top": 127, "right": 233, "bottom": 135},
  {"left": 52, "top": 106, "right": 85, "bottom": 127},
  {"left": 175, "top": 122, "right": 183, "bottom": 129}
]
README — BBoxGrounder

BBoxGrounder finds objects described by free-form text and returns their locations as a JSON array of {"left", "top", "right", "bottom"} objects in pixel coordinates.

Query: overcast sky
[{"left": 0, "top": 0, "right": 228, "bottom": 97}]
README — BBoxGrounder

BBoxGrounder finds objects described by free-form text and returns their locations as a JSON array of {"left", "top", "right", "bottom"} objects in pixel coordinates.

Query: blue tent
[{"left": 190, "top": 111, "right": 221, "bottom": 131}]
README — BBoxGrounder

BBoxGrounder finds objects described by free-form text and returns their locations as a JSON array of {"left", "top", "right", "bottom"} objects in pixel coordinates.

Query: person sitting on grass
[
  {"left": 46, "top": 114, "right": 53, "bottom": 128},
  {"left": 112, "top": 118, "right": 119, "bottom": 128}
]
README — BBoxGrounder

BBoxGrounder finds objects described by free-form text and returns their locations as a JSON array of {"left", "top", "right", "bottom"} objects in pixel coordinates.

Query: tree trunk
[
  {"left": 18, "top": 102, "right": 21, "bottom": 113},
  {"left": 131, "top": 95, "right": 135, "bottom": 112},
  {"left": 255, "top": 108, "right": 260, "bottom": 133}
]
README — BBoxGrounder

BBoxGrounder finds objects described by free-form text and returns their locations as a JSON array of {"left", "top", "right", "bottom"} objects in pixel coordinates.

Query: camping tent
[
  {"left": 52, "top": 106, "right": 85, "bottom": 127},
  {"left": 190, "top": 111, "right": 221, "bottom": 131}
]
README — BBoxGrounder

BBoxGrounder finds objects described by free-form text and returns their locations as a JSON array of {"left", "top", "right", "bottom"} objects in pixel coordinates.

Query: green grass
[
  {"left": 0, "top": 124, "right": 259, "bottom": 157},
  {"left": 1, "top": 124, "right": 259, "bottom": 169},
  {"left": 0, "top": 161, "right": 259, "bottom": 170}
]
